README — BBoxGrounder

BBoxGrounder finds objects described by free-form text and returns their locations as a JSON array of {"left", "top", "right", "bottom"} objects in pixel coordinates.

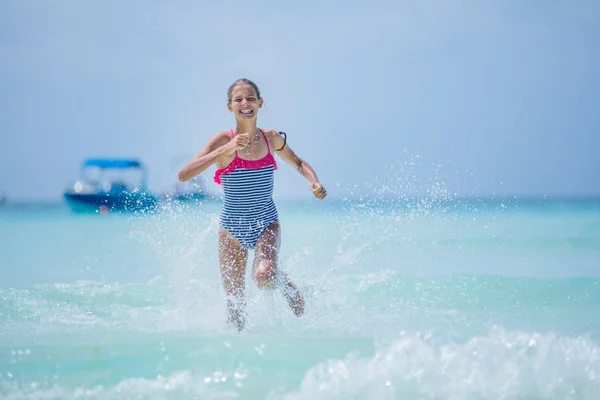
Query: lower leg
[
  {"left": 253, "top": 221, "right": 305, "bottom": 317},
  {"left": 277, "top": 271, "right": 305, "bottom": 317},
  {"left": 219, "top": 227, "right": 248, "bottom": 331},
  {"left": 226, "top": 296, "right": 246, "bottom": 329}
]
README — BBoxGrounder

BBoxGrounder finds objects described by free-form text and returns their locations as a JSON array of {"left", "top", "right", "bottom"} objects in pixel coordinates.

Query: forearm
[
  {"left": 297, "top": 160, "right": 321, "bottom": 184},
  {"left": 178, "top": 146, "right": 228, "bottom": 182}
]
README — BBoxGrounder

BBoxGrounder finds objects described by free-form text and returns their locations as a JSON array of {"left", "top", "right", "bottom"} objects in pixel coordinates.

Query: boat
[{"left": 63, "top": 158, "right": 159, "bottom": 213}]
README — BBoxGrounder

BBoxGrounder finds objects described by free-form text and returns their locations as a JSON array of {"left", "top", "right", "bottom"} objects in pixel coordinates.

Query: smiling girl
[{"left": 178, "top": 78, "right": 327, "bottom": 330}]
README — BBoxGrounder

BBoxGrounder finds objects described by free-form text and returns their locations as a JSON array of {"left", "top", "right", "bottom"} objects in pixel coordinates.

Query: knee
[{"left": 253, "top": 261, "right": 277, "bottom": 289}]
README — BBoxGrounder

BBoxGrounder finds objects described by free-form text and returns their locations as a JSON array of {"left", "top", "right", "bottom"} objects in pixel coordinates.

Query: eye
[
  {"left": 234, "top": 99, "right": 242, "bottom": 102},
  {"left": 247, "top": 97, "right": 256, "bottom": 102}
]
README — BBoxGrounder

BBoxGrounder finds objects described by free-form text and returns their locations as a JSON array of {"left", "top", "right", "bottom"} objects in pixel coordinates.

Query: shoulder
[
  {"left": 209, "top": 130, "right": 232, "bottom": 146},
  {"left": 260, "top": 129, "right": 281, "bottom": 139},
  {"left": 261, "top": 129, "right": 286, "bottom": 152},
  {"left": 213, "top": 130, "right": 232, "bottom": 140},
  {"left": 261, "top": 129, "right": 285, "bottom": 147}
]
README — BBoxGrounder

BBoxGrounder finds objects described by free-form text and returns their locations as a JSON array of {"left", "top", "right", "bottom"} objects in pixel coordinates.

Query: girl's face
[{"left": 228, "top": 84, "right": 263, "bottom": 120}]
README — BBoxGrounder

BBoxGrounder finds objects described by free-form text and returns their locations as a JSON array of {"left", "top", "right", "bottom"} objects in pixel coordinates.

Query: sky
[{"left": 1, "top": 0, "right": 599, "bottom": 201}]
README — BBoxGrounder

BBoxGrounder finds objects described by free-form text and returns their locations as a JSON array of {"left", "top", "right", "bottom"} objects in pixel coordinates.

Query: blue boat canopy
[{"left": 83, "top": 158, "right": 144, "bottom": 169}]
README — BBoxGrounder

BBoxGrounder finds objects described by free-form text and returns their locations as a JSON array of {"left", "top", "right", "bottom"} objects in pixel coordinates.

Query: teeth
[{"left": 241, "top": 109, "right": 253, "bottom": 114}]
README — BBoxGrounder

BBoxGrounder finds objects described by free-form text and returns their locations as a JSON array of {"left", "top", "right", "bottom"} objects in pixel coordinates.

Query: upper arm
[
  {"left": 178, "top": 131, "right": 231, "bottom": 181},
  {"left": 264, "top": 129, "right": 303, "bottom": 169},
  {"left": 194, "top": 131, "right": 230, "bottom": 160}
]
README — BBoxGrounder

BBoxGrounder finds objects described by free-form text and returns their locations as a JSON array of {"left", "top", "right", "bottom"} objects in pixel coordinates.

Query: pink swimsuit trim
[{"left": 214, "top": 129, "right": 278, "bottom": 185}]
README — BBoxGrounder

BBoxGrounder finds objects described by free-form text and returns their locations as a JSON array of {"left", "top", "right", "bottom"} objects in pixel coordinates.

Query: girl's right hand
[{"left": 225, "top": 132, "right": 251, "bottom": 154}]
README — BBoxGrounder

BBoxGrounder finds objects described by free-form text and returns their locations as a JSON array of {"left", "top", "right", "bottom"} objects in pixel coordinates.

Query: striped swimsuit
[{"left": 214, "top": 129, "right": 278, "bottom": 250}]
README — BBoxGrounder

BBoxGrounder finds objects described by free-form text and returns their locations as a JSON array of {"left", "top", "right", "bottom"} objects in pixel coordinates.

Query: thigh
[
  {"left": 252, "top": 221, "right": 281, "bottom": 273},
  {"left": 218, "top": 226, "right": 248, "bottom": 295}
]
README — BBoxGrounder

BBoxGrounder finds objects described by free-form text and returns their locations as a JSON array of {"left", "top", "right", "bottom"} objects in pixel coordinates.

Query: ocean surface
[{"left": 1, "top": 195, "right": 599, "bottom": 399}]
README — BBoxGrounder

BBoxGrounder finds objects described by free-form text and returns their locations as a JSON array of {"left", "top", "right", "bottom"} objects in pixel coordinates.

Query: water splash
[{"left": 287, "top": 328, "right": 600, "bottom": 400}]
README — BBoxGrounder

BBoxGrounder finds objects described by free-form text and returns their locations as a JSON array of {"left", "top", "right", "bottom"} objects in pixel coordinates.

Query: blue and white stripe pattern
[{"left": 219, "top": 164, "right": 278, "bottom": 249}]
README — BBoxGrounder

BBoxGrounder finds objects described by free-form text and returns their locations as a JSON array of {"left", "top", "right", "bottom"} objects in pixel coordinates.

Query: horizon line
[{"left": 2, "top": 192, "right": 600, "bottom": 206}]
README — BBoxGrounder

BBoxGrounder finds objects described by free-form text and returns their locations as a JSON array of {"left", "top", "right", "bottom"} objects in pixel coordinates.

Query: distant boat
[{"left": 63, "top": 158, "right": 159, "bottom": 213}]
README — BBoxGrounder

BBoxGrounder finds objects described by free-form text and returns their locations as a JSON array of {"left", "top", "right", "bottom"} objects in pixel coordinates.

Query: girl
[{"left": 178, "top": 78, "right": 327, "bottom": 330}]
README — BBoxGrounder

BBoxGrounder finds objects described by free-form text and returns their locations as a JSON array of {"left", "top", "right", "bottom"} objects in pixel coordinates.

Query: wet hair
[{"left": 227, "top": 78, "right": 261, "bottom": 103}]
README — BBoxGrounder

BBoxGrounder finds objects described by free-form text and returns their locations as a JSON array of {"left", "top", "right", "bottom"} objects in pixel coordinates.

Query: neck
[{"left": 235, "top": 120, "right": 259, "bottom": 136}]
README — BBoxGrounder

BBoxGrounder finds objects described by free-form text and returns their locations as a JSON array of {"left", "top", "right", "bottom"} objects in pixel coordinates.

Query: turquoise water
[{"left": 1, "top": 196, "right": 599, "bottom": 399}]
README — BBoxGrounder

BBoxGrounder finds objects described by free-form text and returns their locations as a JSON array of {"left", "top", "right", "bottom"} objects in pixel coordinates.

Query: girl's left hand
[{"left": 309, "top": 182, "right": 327, "bottom": 200}]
